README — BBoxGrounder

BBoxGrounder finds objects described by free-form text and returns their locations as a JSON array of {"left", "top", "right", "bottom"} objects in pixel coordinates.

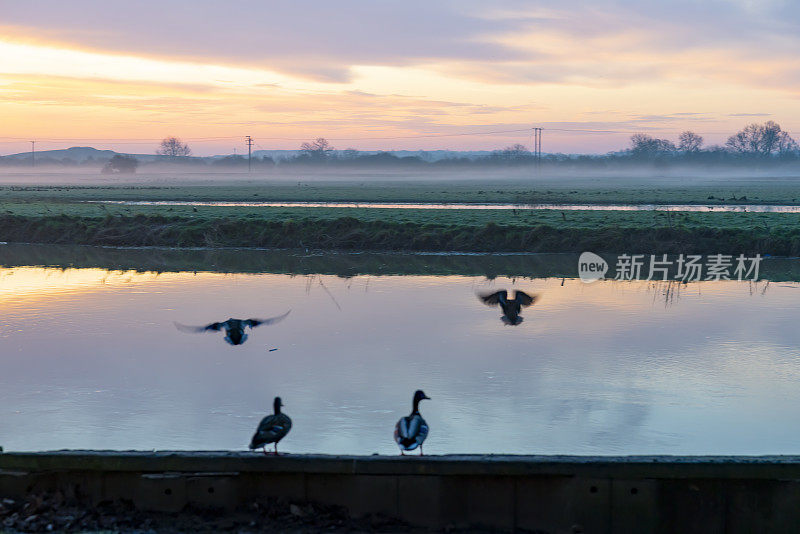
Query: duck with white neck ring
[{"left": 394, "top": 390, "right": 430, "bottom": 456}]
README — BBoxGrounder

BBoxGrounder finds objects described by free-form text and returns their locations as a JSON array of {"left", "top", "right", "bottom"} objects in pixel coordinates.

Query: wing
[
  {"left": 174, "top": 321, "right": 223, "bottom": 333},
  {"left": 478, "top": 290, "right": 507, "bottom": 306},
  {"left": 281, "top": 414, "right": 293, "bottom": 434},
  {"left": 245, "top": 310, "right": 291, "bottom": 329},
  {"left": 396, "top": 416, "right": 420, "bottom": 440},
  {"left": 414, "top": 418, "right": 429, "bottom": 447},
  {"left": 394, "top": 417, "right": 409, "bottom": 446},
  {"left": 515, "top": 291, "right": 538, "bottom": 307},
  {"left": 249, "top": 414, "right": 291, "bottom": 448},
  {"left": 395, "top": 415, "right": 427, "bottom": 450},
  {"left": 256, "top": 414, "right": 285, "bottom": 434}
]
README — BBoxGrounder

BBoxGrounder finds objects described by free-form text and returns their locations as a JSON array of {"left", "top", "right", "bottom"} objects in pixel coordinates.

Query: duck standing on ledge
[
  {"left": 249, "top": 396, "right": 292, "bottom": 455},
  {"left": 394, "top": 390, "right": 430, "bottom": 455},
  {"left": 478, "top": 290, "right": 538, "bottom": 325},
  {"left": 174, "top": 310, "right": 290, "bottom": 346}
]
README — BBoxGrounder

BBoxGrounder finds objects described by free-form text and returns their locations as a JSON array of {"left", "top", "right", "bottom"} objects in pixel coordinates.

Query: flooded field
[
  {"left": 92, "top": 200, "right": 800, "bottom": 213},
  {"left": 1, "top": 245, "right": 799, "bottom": 455}
]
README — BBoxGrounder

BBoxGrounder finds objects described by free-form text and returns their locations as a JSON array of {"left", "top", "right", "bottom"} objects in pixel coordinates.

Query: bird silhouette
[
  {"left": 174, "top": 311, "right": 290, "bottom": 345},
  {"left": 250, "top": 396, "right": 292, "bottom": 455},
  {"left": 478, "top": 290, "right": 538, "bottom": 325},
  {"left": 394, "top": 390, "right": 430, "bottom": 455}
]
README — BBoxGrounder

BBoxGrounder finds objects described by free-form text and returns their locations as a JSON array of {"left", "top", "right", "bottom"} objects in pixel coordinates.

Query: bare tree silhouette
[
  {"left": 157, "top": 137, "right": 192, "bottom": 158},
  {"left": 678, "top": 131, "right": 704, "bottom": 152}
]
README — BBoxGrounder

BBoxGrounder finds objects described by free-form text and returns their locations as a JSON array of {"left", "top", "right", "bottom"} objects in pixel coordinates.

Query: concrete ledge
[
  {"left": 5, "top": 451, "right": 800, "bottom": 477},
  {"left": 3, "top": 452, "right": 800, "bottom": 532}
]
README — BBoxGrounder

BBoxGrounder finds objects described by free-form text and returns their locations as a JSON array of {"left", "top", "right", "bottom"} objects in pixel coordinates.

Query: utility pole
[
  {"left": 245, "top": 135, "right": 254, "bottom": 172},
  {"left": 30, "top": 140, "right": 35, "bottom": 168},
  {"left": 537, "top": 127, "right": 542, "bottom": 164},
  {"left": 532, "top": 128, "right": 542, "bottom": 169}
]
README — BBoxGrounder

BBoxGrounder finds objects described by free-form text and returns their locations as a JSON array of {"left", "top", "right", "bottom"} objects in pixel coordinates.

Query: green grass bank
[
  {"left": 2, "top": 212, "right": 800, "bottom": 255},
  {"left": 2, "top": 181, "right": 800, "bottom": 254},
  {"left": 5, "top": 178, "right": 800, "bottom": 205}
]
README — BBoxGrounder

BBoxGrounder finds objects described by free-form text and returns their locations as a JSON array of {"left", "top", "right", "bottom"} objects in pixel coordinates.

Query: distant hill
[
  {"left": 1, "top": 146, "right": 497, "bottom": 164},
  {"left": 248, "top": 149, "right": 494, "bottom": 162},
  {"left": 2, "top": 146, "right": 117, "bottom": 162},
  {"left": 0, "top": 146, "right": 168, "bottom": 163}
]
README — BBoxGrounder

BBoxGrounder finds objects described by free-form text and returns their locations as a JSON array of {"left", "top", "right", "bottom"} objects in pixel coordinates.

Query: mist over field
[
  {"left": 3, "top": 166, "right": 800, "bottom": 191},
  {"left": 4, "top": 121, "right": 799, "bottom": 190}
]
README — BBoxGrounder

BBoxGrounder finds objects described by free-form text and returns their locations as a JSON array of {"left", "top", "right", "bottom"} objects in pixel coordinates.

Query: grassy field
[
  {"left": 1, "top": 178, "right": 800, "bottom": 254},
  {"left": 3, "top": 172, "right": 800, "bottom": 205},
  {"left": 1, "top": 197, "right": 799, "bottom": 231}
]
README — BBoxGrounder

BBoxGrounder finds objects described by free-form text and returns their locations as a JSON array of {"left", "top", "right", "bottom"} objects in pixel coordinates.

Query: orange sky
[{"left": 1, "top": 1, "right": 799, "bottom": 155}]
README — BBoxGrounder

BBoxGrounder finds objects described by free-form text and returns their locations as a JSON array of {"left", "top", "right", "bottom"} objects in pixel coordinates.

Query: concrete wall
[{"left": 3, "top": 452, "right": 800, "bottom": 532}]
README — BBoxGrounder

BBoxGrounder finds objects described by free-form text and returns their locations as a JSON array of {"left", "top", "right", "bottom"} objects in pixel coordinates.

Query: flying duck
[
  {"left": 249, "top": 396, "right": 292, "bottom": 455},
  {"left": 394, "top": 390, "right": 430, "bottom": 455},
  {"left": 478, "top": 290, "right": 538, "bottom": 325},
  {"left": 174, "top": 310, "right": 290, "bottom": 345}
]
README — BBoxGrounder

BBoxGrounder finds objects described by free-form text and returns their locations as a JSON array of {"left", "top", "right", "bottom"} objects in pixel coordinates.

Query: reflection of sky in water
[
  {"left": 97, "top": 200, "right": 800, "bottom": 213},
  {"left": 0, "top": 267, "right": 799, "bottom": 455}
]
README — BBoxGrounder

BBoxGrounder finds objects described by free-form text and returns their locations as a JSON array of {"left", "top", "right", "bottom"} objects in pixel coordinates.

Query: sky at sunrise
[{"left": 1, "top": 0, "right": 799, "bottom": 155}]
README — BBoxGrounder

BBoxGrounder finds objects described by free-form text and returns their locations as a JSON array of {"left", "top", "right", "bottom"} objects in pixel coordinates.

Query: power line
[
  {"left": 0, "top": 136, "right": 242, "bottom": 142},
  {"left": 542, "top": 126, "right": 800, "bottom": 136},
  {"left": 259, "top": 128, "right": 535, "bottom": 141},
  {"left": 0, "top": 128, "right": 533, "bottom": 143},
  {"left": 0, "top": 125, "right": 794, "bottom": 149},
  {"left": 0, "top": 127, "right": 760, "bottom": 144}
]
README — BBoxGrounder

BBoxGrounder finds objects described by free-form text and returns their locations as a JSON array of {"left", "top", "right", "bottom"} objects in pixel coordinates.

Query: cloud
[
  {"left": 457, "top": 1, "right": 800, "bottom": 92},
  {"left": 0, "top": 73, "right": 544, "bottom": 142},
  {"left": 0, "top": 74, "right": 221, "bottom": 111},
  {"left": 0, "top": 1, "right": 528, "bottom": 82},
  {"left": 4, "top": 1, "right": 797, "bottom": 88},
  {"left": 630, "top": 114, "right": 715, "bottom": 123},
  {"left": 3, "top": 1, "right": 800, "bottom": 153}
]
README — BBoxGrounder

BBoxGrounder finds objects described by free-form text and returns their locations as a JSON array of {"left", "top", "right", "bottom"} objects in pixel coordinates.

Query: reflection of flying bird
[
  {"left": 174, "top": 311, "right": 290, "bottom": 345},
  {"left": 394, "top": 390, "right": 430, "bottom": 456},
  {"left": 479, "top": 290, "right": 538, "bottom": 325},
  {"left": 249, "top": 396, "right": 292, "bottom": 455}
]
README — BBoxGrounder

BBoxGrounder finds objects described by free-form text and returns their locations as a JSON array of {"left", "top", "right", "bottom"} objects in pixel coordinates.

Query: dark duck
[
  {"left": 174, "top": 310, "right": 290, "bottom": 345},
  {"left": 479, "top": 290, "right": 538, "bottom": 325},
  {"left": 249, "top": 396, "right": 292, "bottom": 455},
  {"left": 394, "top": 390, "right": 430, "bottom": 455}
]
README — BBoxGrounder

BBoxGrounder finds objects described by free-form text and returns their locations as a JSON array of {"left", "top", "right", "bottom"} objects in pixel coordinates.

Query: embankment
[
  {"left": 3, "top": 451, "right": 800, "bottom": 532},
  {"left": 1, "top": 214, "right": 799, "bottom": 255}
]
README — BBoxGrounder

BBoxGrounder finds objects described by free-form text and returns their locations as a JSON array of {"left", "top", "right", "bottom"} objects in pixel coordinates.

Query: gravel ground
[{"left": 0, "top": 492, "right": 430, "bottom": 533}]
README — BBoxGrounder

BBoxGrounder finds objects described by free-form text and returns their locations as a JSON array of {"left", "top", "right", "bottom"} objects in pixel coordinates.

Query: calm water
[
  {"left": 1, "top": 247, "right": 800, "bottom": 455},
  {"left": 91, "top": 200, "right": 800, "bottom": 213}
]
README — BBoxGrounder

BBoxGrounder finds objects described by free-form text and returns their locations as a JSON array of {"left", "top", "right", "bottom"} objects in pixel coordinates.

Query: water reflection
[
  {"left": 175, "top": 311, "right": 290, "bottom": 346},
  {"left": 478, "top": 289, "right": 539, "bottom": 325},
  {"left": 1, "top": 253, "right": 800, "bottom": 455},
  {"left": 93, "top": 200, "right": 800, "bottom": 213}
]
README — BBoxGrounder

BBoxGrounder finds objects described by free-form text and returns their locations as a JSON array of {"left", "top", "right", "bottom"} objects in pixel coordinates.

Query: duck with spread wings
[
  {"left": 174, "top": 310, "right": 290, "bottom": 345},
  {"left": 478, "top": 290, "right": 538, "bottom": 325}
]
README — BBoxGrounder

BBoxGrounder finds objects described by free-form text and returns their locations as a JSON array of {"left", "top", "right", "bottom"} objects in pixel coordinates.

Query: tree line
[
  {"left": 263, "top": 122, "right": 800, "bottom": 169},
  {"left": 3, "top": 122, "right": 799, "bottom": 173},
  {"left": 627, "top": 121, "right": 798, "bottom": 160}
]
